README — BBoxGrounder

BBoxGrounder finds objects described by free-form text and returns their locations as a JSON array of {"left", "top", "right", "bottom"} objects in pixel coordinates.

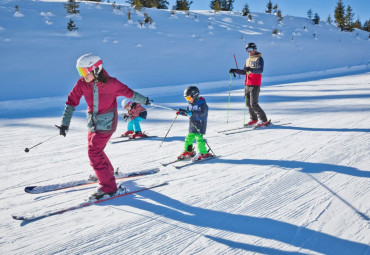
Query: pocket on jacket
[{"left": 96, "top": 112, "right": 114, "bottom": 131}]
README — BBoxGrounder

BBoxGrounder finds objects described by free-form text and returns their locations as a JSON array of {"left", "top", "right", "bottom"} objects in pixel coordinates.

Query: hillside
[
  {"left": 0, "top": 1, "right": 369, "bottom": 254},
  {"left": 0, "top": 0, "right": 369, "bottom": 101}
]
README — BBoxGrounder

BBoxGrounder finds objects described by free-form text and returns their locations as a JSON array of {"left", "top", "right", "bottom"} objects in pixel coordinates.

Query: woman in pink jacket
[{"left": 57, "top": 53, "right": 151, "bottom": 200}]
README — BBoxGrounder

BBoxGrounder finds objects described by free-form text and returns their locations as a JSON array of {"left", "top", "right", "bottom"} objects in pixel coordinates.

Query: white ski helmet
[
  {"left": 121, "top": 99, "right": 132, "bottom": 108},
  {"left": 76, "top": 53, "right": 103, "bottom": 77}
]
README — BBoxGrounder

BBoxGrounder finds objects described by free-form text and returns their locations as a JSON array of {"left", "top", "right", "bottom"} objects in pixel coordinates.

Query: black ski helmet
[
  {"left": 246, "top": 42, "right": 257, "bottom": 51},
  {"left": 184, "top": 86, "right": 200, "bottom": 99}
]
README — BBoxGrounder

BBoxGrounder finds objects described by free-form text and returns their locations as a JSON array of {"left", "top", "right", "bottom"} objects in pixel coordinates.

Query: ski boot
[
  {"left": 177, "top": 150, "right": 196, "bottom": 160},
  {"left": 243, "top": 119, "right": 258, "bottom": 127},
  {"left": 192, "top": 153, "right": 213, "bottom": 162},
  {"left": 130, "top": 131, "right": 147, "bottom": 139},
  {"left": 255, "top": 120, "right": 270, "bottom": 128},
  {"left": 89, "top": 188, "right": 116, "bottom": 201},
  {"left": 89, "top": 184, "right": 127, "bottom": 201},
  {"left": 121, "top": 130, "right": 134, "bottom": 137}
]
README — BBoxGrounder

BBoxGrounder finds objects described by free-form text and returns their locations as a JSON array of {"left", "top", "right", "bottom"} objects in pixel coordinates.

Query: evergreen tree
[
  {"left": 67, "top": 18, "right": 78, "bottom": 31},
  {"left": 265, "top": 0, "right": 272, "bottom": 13},
  {"left": 131, "top": 0, "right": 143, "bottom": 11},
  {"left": 363, "top": 20, "right": 369, "bottom": 31},
  {"left": 334, "top": 0, "right": 345, "bottom": 30},
  {"left": 64, "top": 0, "right": 80, "bottom": 15},
  {"left": 242, "top": 2, "right": 250, "bottom": 16},
  {"left": 353, "top": 18, "right": 362, "bottom": 29},
  {"left": 344, "top": 5, "right": 354, "bottom": 31},
  {"left": 277, "top": 9, "right": 283, "bottom": 22},
  {"left": 327, "top": 14, "right": 333, "bottom": 24},
  {"left": 307, "top": 9, "right": 313, "bottom": 19},
  {"left": 210, "top": 0, "right": 234, "bottom": 11},
  {"left": 127, "top": 0, "right": 168, "bottom": 9},
  {"left": 313, "top": 13, "right": 320, "bottom": 25},
  {"left": 173, "top": 0, "right": 193, "bottom": 11},
  {"left": 272, "top": 4, "right": 278, "bottom": 14}
]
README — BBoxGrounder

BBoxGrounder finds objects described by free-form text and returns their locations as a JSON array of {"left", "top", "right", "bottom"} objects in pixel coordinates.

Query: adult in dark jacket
[{"left": 230, "top": 42, "right": 269, "bottom": 127}]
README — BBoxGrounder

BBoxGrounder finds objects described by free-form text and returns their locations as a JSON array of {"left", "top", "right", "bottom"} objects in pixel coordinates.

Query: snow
[{"left": 0, "top": 1, "right": 369, "bottom": 254}]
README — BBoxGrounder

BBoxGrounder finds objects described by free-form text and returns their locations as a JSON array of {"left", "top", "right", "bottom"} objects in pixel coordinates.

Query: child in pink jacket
[{"left": 121, "top": 99, "right": 147, "bottom": 138}]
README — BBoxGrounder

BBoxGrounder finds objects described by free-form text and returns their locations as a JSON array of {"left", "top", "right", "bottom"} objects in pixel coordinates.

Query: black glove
[
  {"left": 229, "top": 68, "right": 235, "bottom": 74},
  {"left": 245, "top": 67, "right": 252, "bottom": 72},
  {"left": 145, "top": 97, "right": 153, "bottom": 105},
  {"left": 176, "top": 108, "right": 188, "bottom": 116},
  {"left": 56, "top": 125, "right": 68, "bottom": 137},
  {"left": 121, "top": 113, "right": 129, "bottom": 121}
]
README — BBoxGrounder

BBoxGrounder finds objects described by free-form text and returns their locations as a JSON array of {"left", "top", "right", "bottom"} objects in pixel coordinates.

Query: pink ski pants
[{"left": 87, "top": 131, "right": 116, "bottom": 193}]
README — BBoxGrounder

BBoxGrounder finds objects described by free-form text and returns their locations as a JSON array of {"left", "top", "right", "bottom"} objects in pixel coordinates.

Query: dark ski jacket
[{"left": 187, "top": 97, "right": 208, "bottom": 135}]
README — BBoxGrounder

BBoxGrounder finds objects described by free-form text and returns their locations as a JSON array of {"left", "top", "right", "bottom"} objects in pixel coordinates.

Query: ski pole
[
  {"left": 159, "top": 114, "right": 178, "bottom": 148},
  {"left": 150, "top": 103, "right": 177, "bottom": 112},
  {"left": 189, "top": 118, "right": 216, "bottom": 156},
  {"left": 24, "top": 134, "right": 59, "bottom": 153},
  {"left": 243, "top": 71, "right": 249, "bottom": 127},
  {"left": 234, "top": 54, "right": 240, "bottom": 79},
  {"left": 227, "top": 73, "right": 233, "bottom": 124}
]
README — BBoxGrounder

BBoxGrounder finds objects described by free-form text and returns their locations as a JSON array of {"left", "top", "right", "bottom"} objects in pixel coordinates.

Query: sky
[{"left": 167, "top": 0, "right": 369, "bottom": 23}]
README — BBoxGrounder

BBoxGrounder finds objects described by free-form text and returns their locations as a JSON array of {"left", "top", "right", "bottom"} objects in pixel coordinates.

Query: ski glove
[
  {"left": 176, "top": 109, "right": 188, "bottom": 116},
  {"left": 229, "top": 68, "right": 236, "bottom": 74},
  {"left": 145, "top": 98, "right": 153, "bottom": 106},
  {"left": 121, "top": 113, "right": 129, "bottom": 121},
  {"left": 56, "top": 125, "right": 68, "bottom": 137}
]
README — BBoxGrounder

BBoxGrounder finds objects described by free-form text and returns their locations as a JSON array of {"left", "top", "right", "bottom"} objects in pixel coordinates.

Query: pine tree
[
  {"left": 334, "top": 0, "right": 345, "bottom": 30},
  {"left": 363, "top": 20, "right": 369, "bottom": 32},
  {"left": 313, "top": 13, "right": 320, "bottom": 25},
  {"left": 127, "top": 0, "right": 168, "bottom": 9},
  {"left": 67, "top": 18, "right": 78, "bottom": 31},
  {"left": 277, "top": 9, "right": 283, "bottom": 22},
  {"left": 173, "top": 0, "right": 193, "bottom": 11},
  {"left": 64, "top": 0, "right": 80, "bottom": 15},
  {"left": 242, "top": 2, "right": 250, "bottom": 16},
  {"left": 344, "top": 5, "right": 354, "bottom": 31},
  {"left": 131, "top": 0, "right": 143, "bottom": 11},
  {"left": 272, "top": 4, "right": 278, "bottom": 14},
  {"left": 210, "top": 0, "right": 234, "bottom": 11},
  {"left": 265, "top": 0, "right": 272, "bottom": 13},
  {"left": 353, "top": 18, "right": 361, "bottom": 29},
  {"left": 327, "top": 14, "right": 333, "bottom": 24},
  {"left": 307, "top": 9, "right": 313, "bottom": 19}
]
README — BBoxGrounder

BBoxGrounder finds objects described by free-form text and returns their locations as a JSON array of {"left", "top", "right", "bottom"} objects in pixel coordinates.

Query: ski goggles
[
  {"left": 246, "top": 47, "right": 255, "bottom": 52},
  {"left": 185, "top": 95, "right": 193, "bottom": 101},
  {"left": 76, "top": 60, "right": 103, "bottom": 77},
  {"left": 77, "top": 67, "right": 90, "bottom": 77}
]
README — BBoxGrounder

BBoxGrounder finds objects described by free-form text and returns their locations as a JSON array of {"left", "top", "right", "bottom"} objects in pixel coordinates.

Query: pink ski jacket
[{"left": 62, "top": 69, "right": 135, "bottom": 134}]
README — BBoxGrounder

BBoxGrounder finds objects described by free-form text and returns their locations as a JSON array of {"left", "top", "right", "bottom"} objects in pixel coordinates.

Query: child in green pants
[{"left": 177, "top": 86, "right": 212, "bottom": 161}]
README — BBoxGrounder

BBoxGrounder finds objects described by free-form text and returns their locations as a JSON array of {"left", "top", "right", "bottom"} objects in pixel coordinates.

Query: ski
[
  {"left": 24, "top": 168, "right": 160, "bottom": 194},
  {"left": 223, "top": 121, "right": 291, "bottom": 135},
  {"left": 160, "top": 158, "right": 192, "bottom": 167},
  {"left": 174, "top": 155, "right": 218, "bottom": 170},
  {"left": 110, "top": 135, "right": 157, "bottom": 144},
  {"left": 216, "top": 120, "right": 291, "bottom": 134},
  {"left": 13, "top": 182, "right": 168, "bottom": 221},
  {"left": 215, "top": 125, "right": 253, "bottom": 134}
]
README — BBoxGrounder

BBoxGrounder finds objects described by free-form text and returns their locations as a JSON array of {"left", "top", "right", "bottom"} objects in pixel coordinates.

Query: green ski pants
[{"left": 184, "top": 133, "right": 208, "bottom": 154}]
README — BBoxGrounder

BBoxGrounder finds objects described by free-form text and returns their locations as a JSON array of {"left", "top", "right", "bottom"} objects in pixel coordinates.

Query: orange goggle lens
[
  {"left": 185, "top": 96, "right": 192, "bottom": 101},
  {"left": 77, "top": 67, "right": 90, "bottom": 77}
]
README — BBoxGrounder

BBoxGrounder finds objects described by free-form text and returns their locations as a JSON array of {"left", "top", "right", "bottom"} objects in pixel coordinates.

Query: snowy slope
[
  {"left": 0, "top": 0, "right": 369, "bottom": 101},
  {"left": 0, "top": 0, "right": 369, "bottom": 254},
  {"left": 1, "top": 72, "right": 370, "bottom": 254}
]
